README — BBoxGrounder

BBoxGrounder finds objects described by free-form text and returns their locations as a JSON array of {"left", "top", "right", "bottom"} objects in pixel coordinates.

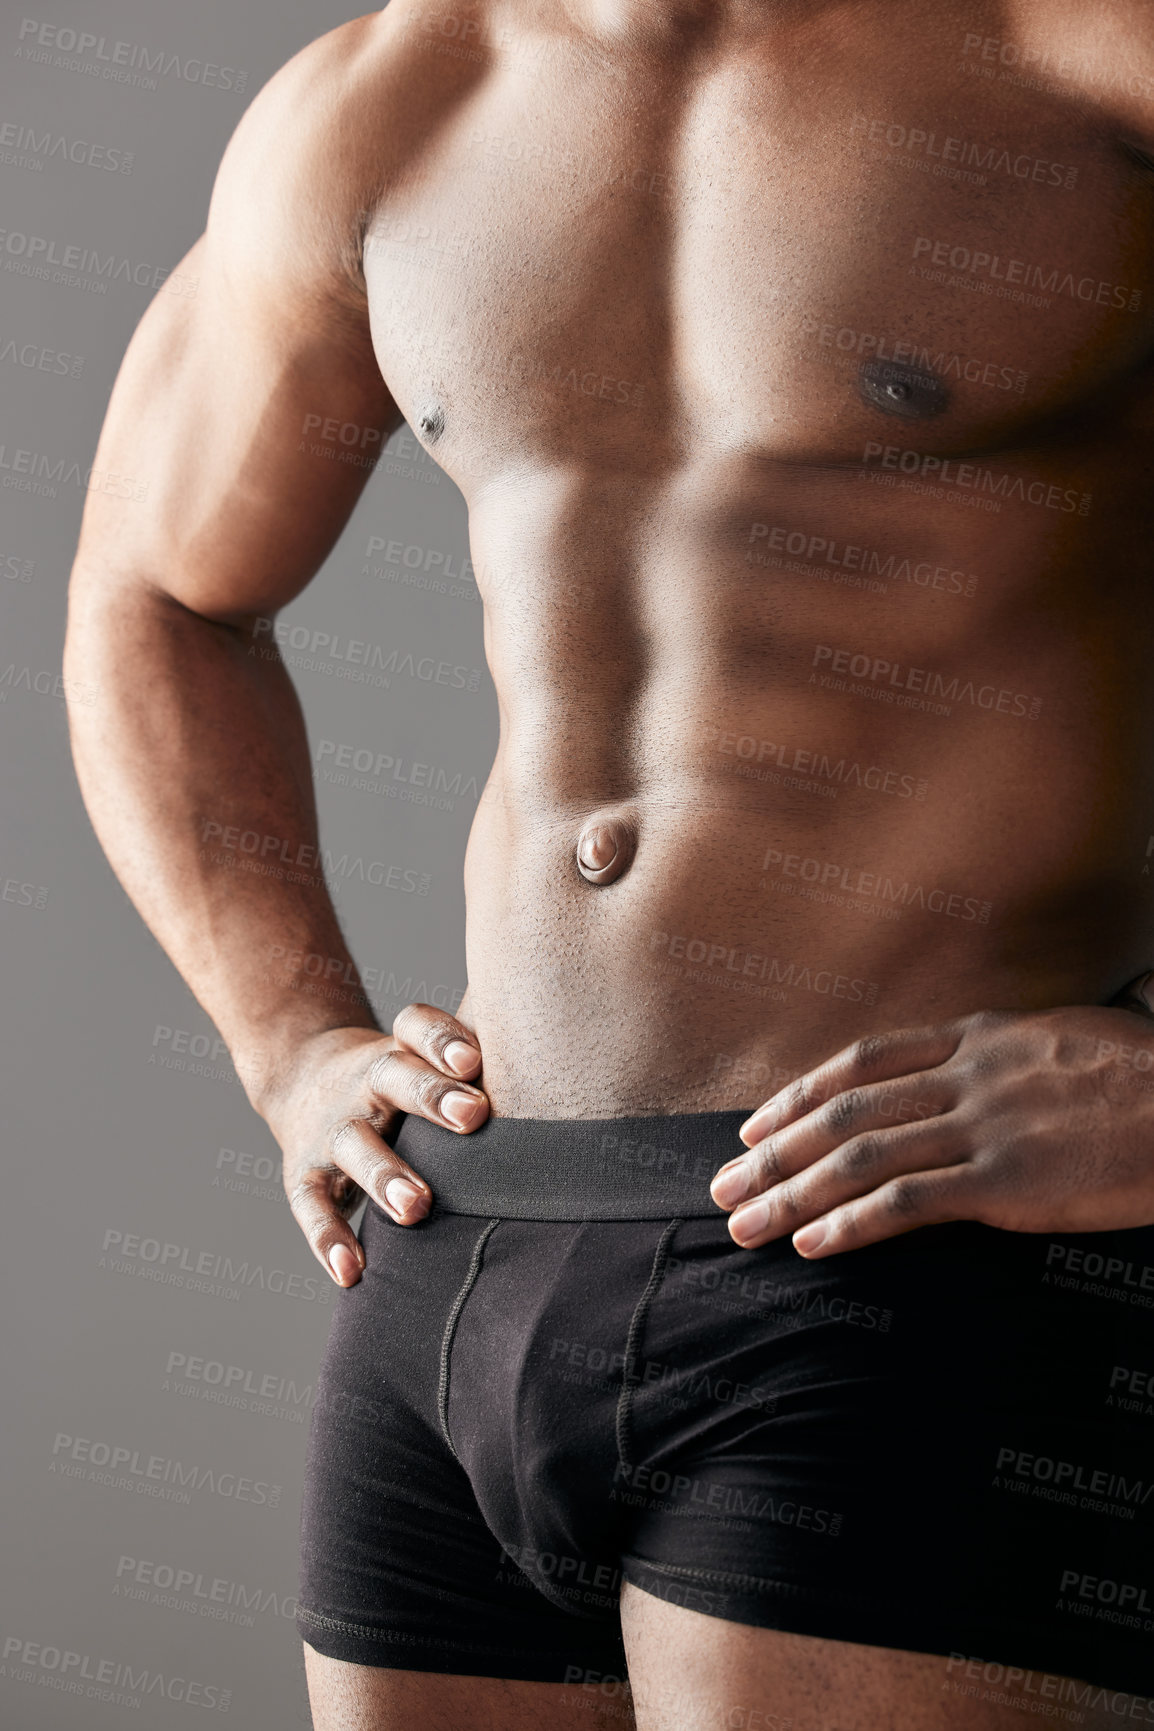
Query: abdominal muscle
[{"left": 451, "top": 453, "right": 1154, "bottom": 1119}]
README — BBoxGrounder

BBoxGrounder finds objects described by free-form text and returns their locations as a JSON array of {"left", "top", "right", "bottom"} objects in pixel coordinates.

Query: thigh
[
  {"left": 619, "top": 1588, "right": 1126, "bottom": 1731},
  {"left": 304, "top": 1646, "right": 635, "bottom": 1731}
]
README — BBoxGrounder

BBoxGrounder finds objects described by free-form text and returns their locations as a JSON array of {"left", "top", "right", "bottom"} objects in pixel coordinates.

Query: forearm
[{"left": 64, "top": 571, "right": 377, "bottom": 1110}]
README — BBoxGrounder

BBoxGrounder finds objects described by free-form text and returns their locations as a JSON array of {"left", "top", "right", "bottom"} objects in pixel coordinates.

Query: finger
[
  {"left": 286, "top": 1165, "right": 371, "bottom": 1286},
  {"left": 712, "top": 1074, "right": 952, "bottom": 1209},
  {"left": 392, "top": 1001, "right": 483, "bottom": 1079},
  {"left": 738, "top": 1023, "right": 966, "bottom": 1146},
  {"left": 726, "top": 1119, "right": 959, "bottom": 1247},
  {"left": 789, "top": 1167, "right": 973, "bottom": 1258},
  {"left": 329, "top": 1115, "right": 433, "bottom": 1225},
  {"left": 366, "top": 1047, "right": 489, "bottom": 1133},
  {"left": 1108, "top": 971, "right": 1154, "bottom": 1021}
]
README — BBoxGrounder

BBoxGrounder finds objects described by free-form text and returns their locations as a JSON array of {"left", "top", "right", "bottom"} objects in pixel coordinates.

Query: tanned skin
[{"left": 65, "top": 1, "right": 1154, "bottom": 1725}]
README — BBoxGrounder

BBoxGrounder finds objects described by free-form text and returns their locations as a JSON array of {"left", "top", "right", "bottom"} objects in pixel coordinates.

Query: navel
[
  {"left": 575, "top": 815, "right": 637, "bottom": 886},
  {"left": 858, "top": 357, "right": 949, "bottom": 420}
]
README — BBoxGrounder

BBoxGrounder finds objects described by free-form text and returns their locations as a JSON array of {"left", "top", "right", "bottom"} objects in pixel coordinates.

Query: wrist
[{"left": 239, "top": 1013, "right": 384, "bottom": 1121}]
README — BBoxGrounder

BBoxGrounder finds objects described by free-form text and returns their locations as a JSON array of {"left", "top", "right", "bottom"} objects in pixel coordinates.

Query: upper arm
[{"left": 72, "top": 16, "right": 403, "bottom": 625}]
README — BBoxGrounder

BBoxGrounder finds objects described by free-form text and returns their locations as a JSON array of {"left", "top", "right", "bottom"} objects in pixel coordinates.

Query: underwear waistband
[{"left": 391, "top": 1110, "right": 751, "bottom": 1220}]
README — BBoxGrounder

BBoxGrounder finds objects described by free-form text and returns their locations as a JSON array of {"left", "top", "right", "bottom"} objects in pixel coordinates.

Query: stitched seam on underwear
[
  {"left": 296, "top": 1604, "right": 550, "bottom": 1655},
  {"left": 615, "top": 1217, "right": 683, "bottom": 1474},
  {"left": 436, "top": 1216, "right": 501, "bottom": 1460},
  {"left": 620, "top": 1556, "right": 833, "bottom": 1600}
]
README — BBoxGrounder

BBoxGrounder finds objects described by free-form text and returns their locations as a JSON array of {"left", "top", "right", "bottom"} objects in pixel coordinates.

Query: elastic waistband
[{"left": 391, "top": 1110, "right": 750, "bottom": 1220}]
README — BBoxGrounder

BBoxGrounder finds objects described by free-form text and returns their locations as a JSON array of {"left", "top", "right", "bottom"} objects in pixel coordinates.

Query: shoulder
[
  {"left": 205, "top": 7, "right": 498, "bottom": 313},
  {"left": 995, "top": 1, "right": 1154, "bottom": 136}
]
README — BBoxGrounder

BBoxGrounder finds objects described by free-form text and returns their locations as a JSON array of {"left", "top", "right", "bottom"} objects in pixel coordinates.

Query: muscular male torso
[{"left": 329, "top": 0, "right": 1154, "bottom": 1113}]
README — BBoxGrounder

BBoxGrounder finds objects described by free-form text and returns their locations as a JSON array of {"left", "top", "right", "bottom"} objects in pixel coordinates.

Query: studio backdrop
[{"left": 1, "top": 3, "right": 493, "bottom": 1723}]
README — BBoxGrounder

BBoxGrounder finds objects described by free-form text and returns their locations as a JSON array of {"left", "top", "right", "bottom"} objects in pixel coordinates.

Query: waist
[{"left": 391, "top": 1110, "right": 751, "bottom": 1219}]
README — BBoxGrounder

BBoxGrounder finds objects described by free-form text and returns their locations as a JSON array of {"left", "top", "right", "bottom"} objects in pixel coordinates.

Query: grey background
[{"left": 1, "top": 4, "right": 493, "bottom": 1723}]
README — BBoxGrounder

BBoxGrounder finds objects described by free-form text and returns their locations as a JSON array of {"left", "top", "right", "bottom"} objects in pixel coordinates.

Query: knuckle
[
  {"left": 840, "top": 1134, "right": 881, "bottom": 1177},
  {"left": 392, "top": 1001, "right": 434, "bottom": 1040},
  {"left": 823, "top": 1089, "right": 863, "bottom": 1133},
  {"left": 407, "top": 1066, "right": 448, "bottom": 1114},
  {"left": 886, "top": 1176, "right": 924, "bottom": 1218},
  {"left": 750, "top": 1139, "right": 784, "bottom": 1184},
  {"left": 782, "top": 1078, "right": 811, "bottom": 1118},
  {"left": 773, "top": 1180, "right": 803, "bottom": 1222},
  {"left": 286, "top": 1167, "right": 331, "bottom": 1217},
  {"left": 359, "top": 1150, "right": 394, "bottom": 1195},
  {"left": 785, "top": 1083, "right": 822, "bottom": 1124},
  {"left": 850, "top": 1035, "right": 890, "bottom": 1073},
  {"left": 427, "top": 1018, "right": 466, "bottom": 1061},
  {"left": 366, "top": 1049, "right": 403, "bottom": 1102},
  {"left": 329, "top": 1118, "right": 366, "bottom": 1165}
]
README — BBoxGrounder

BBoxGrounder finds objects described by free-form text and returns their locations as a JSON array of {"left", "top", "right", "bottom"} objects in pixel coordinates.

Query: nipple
[
  {"left": 858, "top": 358, "right": 949, "bottom": 421},
  {"left": 417, "top": 401, "right": 446, "bottom": 443},
  {"left": 575, "top": 815, "right": 637, "bottom": 886}
]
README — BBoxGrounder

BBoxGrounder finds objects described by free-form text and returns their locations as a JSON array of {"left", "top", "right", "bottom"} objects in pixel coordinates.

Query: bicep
[
  {"left": 73, "top": 21, "right": 403, "bottom": 625},
  {"left": 75, "top": 234, "right": 400, "bottom": 625}
]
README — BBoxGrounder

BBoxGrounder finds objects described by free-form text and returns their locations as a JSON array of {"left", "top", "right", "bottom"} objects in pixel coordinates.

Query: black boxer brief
[{"left": 296, "top": 1110, "right": 1154, "bottom": 1695}]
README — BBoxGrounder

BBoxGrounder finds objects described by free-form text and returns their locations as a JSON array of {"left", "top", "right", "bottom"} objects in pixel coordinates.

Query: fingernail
[
  {"left": 328, "top": 1244, "right": 361, "bottom": 1285},
  {"left": 793, "top": 1221, "right": 827, "bottom": 1255},
  {"left": 444, "top": 1039, "right": 479, "bottom": 1076},
  {"left": 738, "top": 1110, "right": 770, "bottom": 1144},
  {"left": 441, "top": 1089, "right": 482, "bottom": 1129},
  {"left": 729, "top": 1195, "right": 771, "bottom": 1245},
  {"left": 710, "top": 1162, "right": 752, "bottom": 1208},
  {"left": 384, "top": 1177, "right": 427, "bottom": 1220}
]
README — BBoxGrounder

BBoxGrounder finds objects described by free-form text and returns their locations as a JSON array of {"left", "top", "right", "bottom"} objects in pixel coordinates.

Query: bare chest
[{"left": 365, "top": 6, "right": 1154, "bottom": 497}]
